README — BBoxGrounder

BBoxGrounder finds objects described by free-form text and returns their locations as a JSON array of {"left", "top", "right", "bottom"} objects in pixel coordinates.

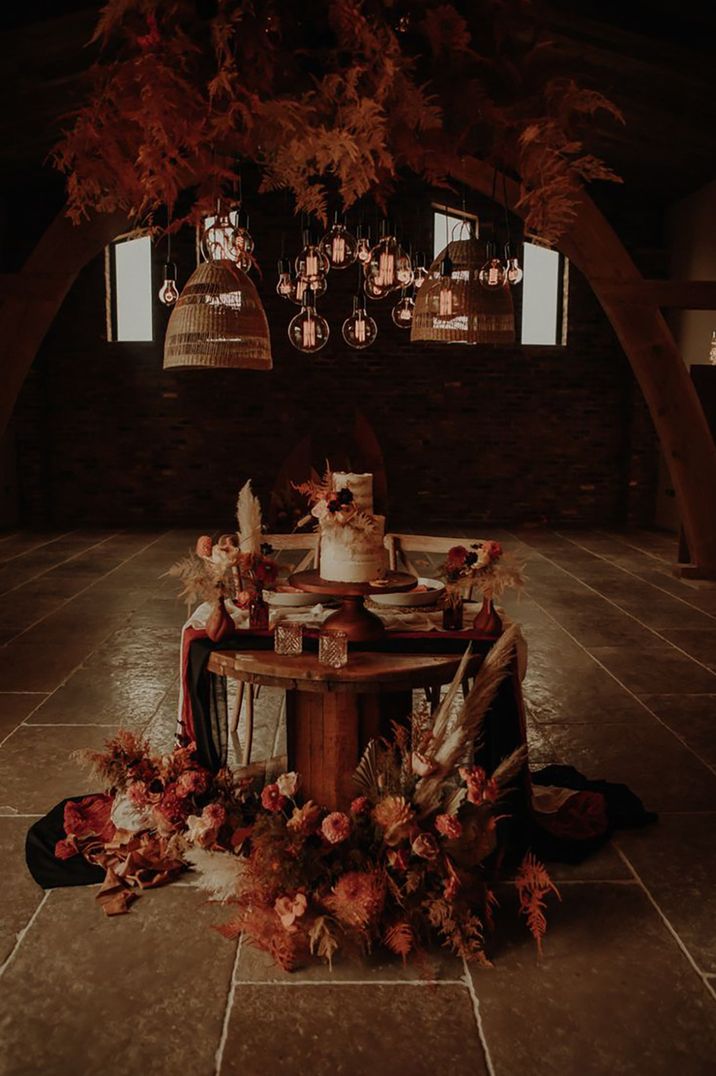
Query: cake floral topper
[{"left": 293, "top": 466, "right": 378, "bottom": 535}]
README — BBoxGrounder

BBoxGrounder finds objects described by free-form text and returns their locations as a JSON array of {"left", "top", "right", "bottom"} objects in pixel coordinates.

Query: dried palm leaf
[
  {"left": 353, "top": 738, "right": 381, "bottom": 799},
  {"left": 237, "top": 479, "right": 262, "bottom": 554}
]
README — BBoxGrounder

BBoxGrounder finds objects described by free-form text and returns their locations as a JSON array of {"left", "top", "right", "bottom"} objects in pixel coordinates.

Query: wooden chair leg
[
  {"left": 229, "top": 681, "right": 244, "bottom": 734},
  {"left": 242, "top": 685, "right": 255, "bottom": 766}
]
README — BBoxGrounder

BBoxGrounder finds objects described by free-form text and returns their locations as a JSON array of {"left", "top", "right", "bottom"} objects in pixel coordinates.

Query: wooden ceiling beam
[{"left": 592, "top": 279, "right": 716, "bottom": 309}]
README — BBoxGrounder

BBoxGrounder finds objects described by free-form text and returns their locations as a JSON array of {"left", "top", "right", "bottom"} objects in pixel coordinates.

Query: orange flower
[
  {"left": 286, "top": 800, "right": 322, "bottom": 835},
  {"left": 435, "top": 813, "right": 463, "bottom": 840},
  {"left": 373, "top": 795, "right": 414, "bottom": 846},
  {"left": 350, "top": 796, "right": 370, "bottom": 816},
  {"left": 324, "top": 871, "right": 385, "bottom": 929},
  {"left": 196, "top": 535, "right": 213, "bottom": 558},
  {"left": 260, "top": 784, "right": 287, "bottom": 813}
]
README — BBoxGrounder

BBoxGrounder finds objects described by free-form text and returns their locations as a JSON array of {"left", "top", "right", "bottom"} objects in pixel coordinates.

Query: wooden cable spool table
[{"left": 207, "top": 648, "right": 484, "bottom": 810}]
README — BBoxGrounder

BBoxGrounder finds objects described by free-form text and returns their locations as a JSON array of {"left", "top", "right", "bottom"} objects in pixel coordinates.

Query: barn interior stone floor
[{"left": 0, "top": 526, "right": 715, "bottom": 1076}]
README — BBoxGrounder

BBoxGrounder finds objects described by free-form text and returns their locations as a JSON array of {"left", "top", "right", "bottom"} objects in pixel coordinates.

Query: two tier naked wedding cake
[{"left": 297, "top": 470, "right": 386, "bottom": 583}]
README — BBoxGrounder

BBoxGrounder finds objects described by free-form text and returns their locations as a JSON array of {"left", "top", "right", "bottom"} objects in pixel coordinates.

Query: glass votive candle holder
[
  {"left": 274, "top": 620, "right": 304, "bottom": 656},
  {"left": 318, "top": 630, "right": 348, "bottom": 668}
]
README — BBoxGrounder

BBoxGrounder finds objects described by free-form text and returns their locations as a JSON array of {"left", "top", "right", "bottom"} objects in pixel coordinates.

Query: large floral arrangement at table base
[{"left": 61, "top": 629, "right": 558, "bottom": 968}]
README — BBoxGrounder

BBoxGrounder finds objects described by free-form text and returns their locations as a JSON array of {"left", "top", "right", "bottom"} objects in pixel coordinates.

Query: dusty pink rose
[
  {"left": 196, "top": 535, "right": 213, "bottom": 558},
  {"left": 411, "top": 832, "right": 439, "bottom": 861},
  {"left": 175, "top": 768, "right": 210, "bottom": 799},
  {"left": 277, "top": 772, "right": 300, "bottom": 798},
  {"left": 350, "top": 796, "right": 370, "bottom": 816},
  {"left": 274, "top": 892, "right": 307, "bottom": 932},
  {"left": 261, "top": 784, "right": 287, "bottom": 813},
  {"left": 321, "top": 812, "right": 351, "bottom": 844},
  {"left": 153, "top": 786, "right": 186, "bottom": 831},
  {"left": 435, "top": 813, "right": 463, "bottom": 840}
]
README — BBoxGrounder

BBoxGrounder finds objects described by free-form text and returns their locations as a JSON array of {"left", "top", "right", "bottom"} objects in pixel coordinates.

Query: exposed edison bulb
[
  {"left": 342, "top": 296, "right": 378, "bottom": 349},
  {"left": 438, "top": 255, "right": 455, "bottom": 317},
  {"left": 292, "top": 267, "right": 327, "bottom": 304},
  {"left": 479, "top": 244, "right": 506, "bottom": 289},
  {"left": 276, "top": 258, "right": 293, "bottom": 299},
  {"left": 391, "top": 290, "right": 415, "bottom": 328},
  {"left": 201, "top": 215, "right": 239, "bottom": 262},
  {"left": 288, "top": 289, "right": 330, "bottom": 353},
  {"left": 505, "top": 257, "right": 523, "bottom": 286},
  {"left": 364, "top": 272, "right": 390, "bottom": 301},
  {"left": 412, "top": 252, "right": 429, "bottom": 290},
  {"left": 368, "top": 234, "right": 412, "bottom": 292},
  {"left": 158, "top": 262, "right": 179, "bottom": 306},
  {"left": 320, "top": 216, "right": 358, "bottom": 269},
  {"left": 295, "top": 230, "right": 330, "bottom": 284},
  {"left": 355, "top": 226, "right": 372, "bottom": 264}
]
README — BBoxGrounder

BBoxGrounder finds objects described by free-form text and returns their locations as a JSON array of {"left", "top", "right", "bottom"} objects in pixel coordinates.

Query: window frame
[{"left": 105, "top": 231, "right": 155, "bottom": 344}]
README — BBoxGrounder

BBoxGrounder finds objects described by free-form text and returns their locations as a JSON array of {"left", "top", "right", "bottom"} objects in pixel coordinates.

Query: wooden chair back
[
  {"left": 262, "top": 532, "right": 319, "bottom": 573},
  {"left": 384, "top": 533, "right": 483, "bottom": 575}
]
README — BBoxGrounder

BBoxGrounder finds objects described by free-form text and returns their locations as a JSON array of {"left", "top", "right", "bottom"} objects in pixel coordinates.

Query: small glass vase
[
  {"left": 442, "top": 587, "right": 464, "bottom": 631},
  {"left": 249, "top": 586, "right": 269, "bottom": 631}
]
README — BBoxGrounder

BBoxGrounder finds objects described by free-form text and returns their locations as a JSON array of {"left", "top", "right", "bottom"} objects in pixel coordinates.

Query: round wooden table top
[
  {"left": 289, "top": 569, "right": 418, "bottom": 598},
  {"left": 207, "top": 647, "right": 482, "bottom": 694}
]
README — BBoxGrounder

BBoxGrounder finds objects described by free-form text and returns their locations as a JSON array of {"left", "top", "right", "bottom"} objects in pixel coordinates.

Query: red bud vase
[
  {"left": 473, "top": 594, "right": 503, "bottom": 635},
  {"left": 206, "top": 595, "right": 235, "bottom": 642}
]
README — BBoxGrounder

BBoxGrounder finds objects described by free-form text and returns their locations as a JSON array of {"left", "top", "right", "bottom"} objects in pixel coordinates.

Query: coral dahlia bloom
[{"left": 321, "top": 812, "right": 351, "bottom": 844}]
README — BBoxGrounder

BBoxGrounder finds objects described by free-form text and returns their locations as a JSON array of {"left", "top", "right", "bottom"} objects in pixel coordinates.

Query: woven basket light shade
[
  {"left": 163, "top": 260, "right": 272, "bottom": 370},
  {"left": 410, "top": 237, "right": 515, "bottom": 345}
]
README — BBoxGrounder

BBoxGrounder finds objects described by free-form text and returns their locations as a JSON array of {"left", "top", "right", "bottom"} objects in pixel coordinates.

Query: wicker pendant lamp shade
[
  {"left": 411, "top": 237, "right": 515, "bottom": 345},
  {"left": 163, "top": 260, "right": 272, "bottom": 370}
]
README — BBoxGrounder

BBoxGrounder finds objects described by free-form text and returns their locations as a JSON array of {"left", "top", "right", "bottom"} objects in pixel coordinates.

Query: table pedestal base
[
  {"left": 321, "top": 595, "right": 386, "bottom": 642},
  {"left": 285, "top": 688, "right": 411, "bottom": 810}
]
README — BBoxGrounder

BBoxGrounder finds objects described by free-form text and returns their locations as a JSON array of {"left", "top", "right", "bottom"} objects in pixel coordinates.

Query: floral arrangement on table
[
  {"left": 59, "top": 629, "right": 559, "bottom": 969},
  {"left": 293, "top": 467, "right": 378, "bottom": 536},
  {"left": 442, "top": 541, "right": 525, "bottom": 600},
  {"left": 168, "top": 480, "right": 278, "bottom": 610}
]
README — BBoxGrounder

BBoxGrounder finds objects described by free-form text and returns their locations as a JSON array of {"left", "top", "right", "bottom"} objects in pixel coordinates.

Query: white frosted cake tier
[
  {"left": 333, "top": 471, "right": 374, "bottom": 513},
  {"left": 320, "top": 515, "right": 386, "bottom": 583}
]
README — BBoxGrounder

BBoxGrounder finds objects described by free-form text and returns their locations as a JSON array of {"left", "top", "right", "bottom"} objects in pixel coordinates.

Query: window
[
  {"left": 520, "top": 242, "right": 563, "bottom": 346},
  {"left": 108, "top": 235, "right": 153, "bottom": 342},
  {"left": 432, "top": 210, "right": 568, "bottom": 346}
]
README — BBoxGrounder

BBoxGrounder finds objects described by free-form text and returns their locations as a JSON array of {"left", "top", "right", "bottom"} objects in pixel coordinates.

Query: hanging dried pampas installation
[{"left": 163, "top": 261, "right": 272, "bottom": 370}]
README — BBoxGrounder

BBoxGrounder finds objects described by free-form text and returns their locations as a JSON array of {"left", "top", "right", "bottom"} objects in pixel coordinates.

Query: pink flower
[
  {"left": 185, "top": 802, "right": 227, "bottom": 848},
  {"left": 484, "top": 540, "right": 503, "bottom": 560},
  {"left": 153, "top": 786, "right": 186, "bottom": 831},
  {"left": 435, "top": 813, "right": 463, "bottom": 840},
  {"left": 277, "top": 772, "right": 300, "bottom": 798},
  {"left": 321, "top": 812, "right": 351, "bottom": 844},
  {"left": 235, "top": 590, "right": 252, "bottom": 609},
  {"left": 127, "top": 780, "right": 149, "bottom": 808},
  {"left": 350, "top": 796, "right": 370, "bottom": 816},
  {"left": 261, "top": 783, "right": 287, "bottom": 813},
  {"left": 196, "top": 535, "right": 213, "bottom": 558},
  {"left": 175, "top": 768, "right": 210, "bottom": 799},
  {"left": 411, "top": 832, "right": 439, "bottom": 860},
  {"left": 274, "top": 892, "right": 307, "bottom": 932}
]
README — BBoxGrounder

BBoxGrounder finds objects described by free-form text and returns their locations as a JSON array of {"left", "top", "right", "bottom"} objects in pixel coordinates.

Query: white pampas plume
[
  {"left": 184, "top": 848, "right": 244, "bottom": 903},
  {"left": 237, "top": 479, "right": 262, "bottom": 554}
]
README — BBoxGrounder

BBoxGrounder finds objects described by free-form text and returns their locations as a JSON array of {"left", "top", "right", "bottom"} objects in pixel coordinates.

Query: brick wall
[{"left": 11, "top": 194, "right": 659, "bottom": 532}]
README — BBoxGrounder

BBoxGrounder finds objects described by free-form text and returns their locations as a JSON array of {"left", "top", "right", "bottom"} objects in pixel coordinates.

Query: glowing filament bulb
[
  {"left": 158, "top": 262, "right": 179, "bottom": 306},
  {"left": 303, "top": 312, "right": 317, "bottom": 349},
  {"left": 377, "top": 250, "right": 395, "bottom": 288}
]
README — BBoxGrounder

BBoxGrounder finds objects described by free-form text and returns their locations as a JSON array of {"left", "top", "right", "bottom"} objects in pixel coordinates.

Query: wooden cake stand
[{"left": 289, "top": 569, "right": 417, "bottom": 641}]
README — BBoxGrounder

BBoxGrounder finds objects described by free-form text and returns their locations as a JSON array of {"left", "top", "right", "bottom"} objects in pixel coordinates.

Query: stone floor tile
[
  {"left": 220, "top": 983, "right": 488, "bottom": 1076},
  {"left": 0, "top": 725, "right": 117, "bottom": 814},
  {"left": 0, "top": 886, "right": 237, "bottom": 1076},
  {"left": 24, "top": 664, "right": 171, "bottom": 728},
  {"left": 539, "top": 721, "right": 716, "bottom": 811},
  {"left": 639, "top": 694, "right": 716, "bottom": 766},
  {"left": 0, "top": 639, "right": 95, "bottom": 693},
  {"left": 542, "top": 841, "right": 633, "bottom": 881},
  {"left": 524, "top": 643, "right": 651, "bottom": 725},
  {"left": 659, "top": 629, "right": 716, "bottom": 670},
  {"left": 0, "top": 816, "right": 44, "bottom": 966},
  {"left": 616, "top": 813, "right": 716, "bottom": 973},
  {"left": 470, "top": 884, "right": 716, "bottom": 1076},
  {"left": 589, "top": 644, "right": 716, "bottom": 694},
  {"left": 0, "top": 692, "right": 48, "bottom": 739}
]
